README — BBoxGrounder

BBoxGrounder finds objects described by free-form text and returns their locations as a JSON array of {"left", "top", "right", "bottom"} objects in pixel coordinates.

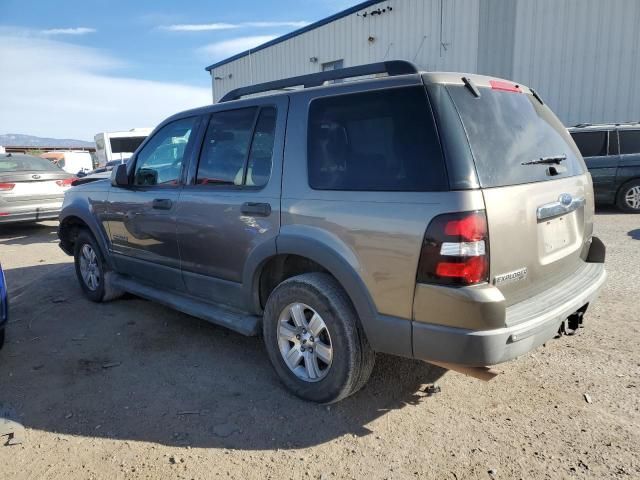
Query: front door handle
[
  {"left": 152, "top": 198, "right": 173, "bottom": 210},
  {"left": 241, "top": 202, "right": 271, "bottom": 216}
]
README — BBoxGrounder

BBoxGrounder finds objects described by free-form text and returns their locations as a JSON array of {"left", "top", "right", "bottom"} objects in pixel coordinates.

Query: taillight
[
  {"left": 56, "top": 178, "right": 76, "bottom": 187},
  {"left": 0, "top": 183, "right": 15, "bottom": 191},
  {"left": 417, "top": 211, "right": 489, "bottom": 286}
]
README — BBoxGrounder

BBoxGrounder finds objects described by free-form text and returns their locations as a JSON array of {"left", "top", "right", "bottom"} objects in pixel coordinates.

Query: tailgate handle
[{"left": 537, "top": 194, "right": 585, "bottom": 221}]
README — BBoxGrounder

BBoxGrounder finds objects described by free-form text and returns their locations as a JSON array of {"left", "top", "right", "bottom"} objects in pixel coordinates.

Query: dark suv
[
  {"left": 58, "top": 62, "right": 606, "bottom": 403},
  {"left": 569, "top": 123, "right": 640, "bottom": 212}
]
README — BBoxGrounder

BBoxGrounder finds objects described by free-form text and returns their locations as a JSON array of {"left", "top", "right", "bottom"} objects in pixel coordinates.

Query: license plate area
[{"left": 538, "top": 213, "right": 580, "bottom": 264}]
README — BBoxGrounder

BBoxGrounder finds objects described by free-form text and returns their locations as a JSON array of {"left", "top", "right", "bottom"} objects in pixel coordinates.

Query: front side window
[
  {"left": 571, "top": 131, "right": 608, "bottom": 158},
  {"left": 196, "top": 106, "right": 276, "bottom": 187},
  {"left": 307, "top": 87, "right": 447, "bottom": 191},
  {"left": 133, "top": 117, "right": 196, "bottom": 186},
  {"left": 619, "top": 130, "right": 640, "bottom": 155}
]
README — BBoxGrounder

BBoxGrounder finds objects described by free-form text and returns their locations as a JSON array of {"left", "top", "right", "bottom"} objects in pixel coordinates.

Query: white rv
[{"left": 94, "top": 128, "right": 152, "bottom": 167}]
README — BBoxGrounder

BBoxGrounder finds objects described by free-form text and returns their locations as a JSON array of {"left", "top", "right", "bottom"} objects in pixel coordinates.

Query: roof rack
[
  {"left": 219, "top": 60, "right": 419, "bottom": 103},
  {"left": 573, "top": 123, "right": 592, "bottom": 128}
]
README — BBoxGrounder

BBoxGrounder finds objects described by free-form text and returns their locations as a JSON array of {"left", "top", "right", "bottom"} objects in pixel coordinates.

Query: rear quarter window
[
  {"left": 447, "top": 86, "right": 585, "bottom": 188},
  {"left": 307, "top": 87, "right": 447, "bottom": 191},
  {"left": 570, "top": 131, "right": 608, "bottom": 157},
  {"left": 619, "top": 130, "right": 640, "bottom": 155}
]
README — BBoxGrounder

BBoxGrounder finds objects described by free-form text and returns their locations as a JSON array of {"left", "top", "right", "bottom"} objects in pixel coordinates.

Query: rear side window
[
  {"left": 619, "top": 130, "right": 640, "bottom": 155},
  {"left": 307, "top": 87, "right": 447, "bottom": 191},
  {"left": 196, "top": 106, "right": 276, "bottom": 187},
  {"left": 571, "top": 131, "right": 608, "bottom": 157},
  {"left": 447, "top": 86, "right": 585, "bottom": 188}
]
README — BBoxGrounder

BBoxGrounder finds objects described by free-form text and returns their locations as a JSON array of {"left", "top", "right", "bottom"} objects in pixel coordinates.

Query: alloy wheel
[
  {"left": 79, "top": 244, "right": 101, "bottom": 291},
  {"left": 277, "top": 302, "right": 333, "bottom": 382},
  {"left": 624, "top": 186, "right": 640, "bottom": 210}
]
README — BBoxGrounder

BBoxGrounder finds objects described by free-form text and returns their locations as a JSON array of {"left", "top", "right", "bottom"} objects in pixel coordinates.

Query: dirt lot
[{"left": 0, "top": 212, "right": 638, "bottom": 480}]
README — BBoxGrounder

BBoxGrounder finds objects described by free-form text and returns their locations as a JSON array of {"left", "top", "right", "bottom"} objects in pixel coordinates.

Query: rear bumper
[
  {"left": 0, "top": 204, "right": 62, "bottom": 224},
  {"left": 411, "top": 261, "right": 606, "bottom": 366}
]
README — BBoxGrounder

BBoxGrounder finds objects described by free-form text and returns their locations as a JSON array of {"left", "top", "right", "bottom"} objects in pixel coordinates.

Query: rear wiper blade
[{"left": 521, "top": 154, "right": 567, "bottom": 166}]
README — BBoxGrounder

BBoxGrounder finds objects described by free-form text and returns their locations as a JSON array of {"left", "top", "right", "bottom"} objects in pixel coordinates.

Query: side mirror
[{"left": 111, "top": 163, "right": 130, "bottom": 187}]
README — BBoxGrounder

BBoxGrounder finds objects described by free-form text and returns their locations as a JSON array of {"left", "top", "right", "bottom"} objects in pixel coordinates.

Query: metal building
[{"left": 205, "top": 0, "right": 640, "bottom": 126}]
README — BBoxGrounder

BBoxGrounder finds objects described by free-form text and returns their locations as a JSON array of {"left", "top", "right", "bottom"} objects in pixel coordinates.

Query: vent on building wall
[{"left": 357, "top": 5, "right": 393, "bottom": 18}]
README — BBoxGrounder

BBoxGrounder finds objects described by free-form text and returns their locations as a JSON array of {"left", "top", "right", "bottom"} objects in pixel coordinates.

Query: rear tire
[
  {"left": 73, "top": 230, "right": 123, "bottom": 302},
  {"left": 263, "top": 272, "right": 375, "bottom": 403},
  {"left": 615, "top": 179, "right": 640, "bottom": 213}
]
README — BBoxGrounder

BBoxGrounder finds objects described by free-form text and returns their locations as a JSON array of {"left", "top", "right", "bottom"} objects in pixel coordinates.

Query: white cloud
[
  {"left": 0, "top": 33, "right": 210, "bottom": 141},
  {"left": 161, "top": 21, "right": 308, "bottom": 32},
  {"left": 160, "top": 23, "right": 238, "bottom": 32},
  {"left": 199, "top": 35, "right": 277, "bottom": 60},
  {"left": 243, "top": 21, "right": 308, "bottom": 28},
  {"left": 40, "top": 27, "right": 96, "bottom": 35}
]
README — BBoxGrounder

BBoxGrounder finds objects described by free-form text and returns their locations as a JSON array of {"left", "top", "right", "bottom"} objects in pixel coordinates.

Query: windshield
[
  {"left": 0, "top": 154, "right": 63, "bottom": 172},
  {"left": 447, "top": 86, "right": 585, "bottom": 188}
]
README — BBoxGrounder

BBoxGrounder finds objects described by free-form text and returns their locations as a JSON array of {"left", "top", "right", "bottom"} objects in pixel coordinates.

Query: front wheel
[
  {"left": 616, "top": 179, "right": 640, "bottom": 213},
  {"left": 263, "top": 273, "right": 375, "bottom": 403},
  {"left": 73, "top": 230, "right": 123, "bottom": 302}
]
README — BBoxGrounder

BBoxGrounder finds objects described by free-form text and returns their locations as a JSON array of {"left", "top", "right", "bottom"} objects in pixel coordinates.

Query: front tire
[
  {"left": 616, "top": 179, "right": 640, "bottom": 213},
  {"left": 263, "top": 273, "right": 375, "bottom": 403},
  {"left": 73, "top": 230, "right": 123, "bottom": 302}
]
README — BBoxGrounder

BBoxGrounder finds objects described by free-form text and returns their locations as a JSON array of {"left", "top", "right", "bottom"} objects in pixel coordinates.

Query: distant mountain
[{"left": 0, "top": 133, "right": 94, "bottom": 148}]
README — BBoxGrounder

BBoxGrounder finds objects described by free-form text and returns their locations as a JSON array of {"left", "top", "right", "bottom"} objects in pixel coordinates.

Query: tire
[
  {"left": 615, "top": 179, "right": 640, "bottom": 213},
  {"left": 0, "top": 328, "right": 5, "bottom": 350},
  {"left": 263, "top": 272, "right": 375, "bottom": 403},
  {"left": 73, "top": 230, "right": 123, "bottom": 303}
]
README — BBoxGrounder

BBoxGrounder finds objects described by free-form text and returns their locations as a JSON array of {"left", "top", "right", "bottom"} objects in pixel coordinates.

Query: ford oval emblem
[
  {"left": 559, "top": 193, "right": 572, "bottom": 206},
  {"left": 32, "top": 174, "right": 41, "bottom": 180}
]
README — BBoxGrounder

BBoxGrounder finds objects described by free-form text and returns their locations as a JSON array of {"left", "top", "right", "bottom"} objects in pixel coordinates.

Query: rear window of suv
[
  {"left": 307, "top": 87, "right": 447, "bottom": 191},
  {"left": 447, "top": 86, "right": 585, "bottom": 188}
]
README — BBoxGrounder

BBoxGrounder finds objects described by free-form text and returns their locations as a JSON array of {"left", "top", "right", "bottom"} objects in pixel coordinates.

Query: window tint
[
  {"left": 619, "top": 130, "right": 640, "bottom": 155},
  {"left": 197, "top": 108, "right": 257, "bottom": 185},
  {"left": 307, "top": 87, "right": 447, "bottom": 191},
  {"left": 571, "top": 131, "right": 608, "bottom": 157},
  {"left": 133, "top": 117, "right": 196, "bottom": 186},
  {"left": 447, "top": 86, "right": 585, "bottom": 188},
  {"left": 245, "top": 108, "right": 276, "bottom": 187},
  {"left": 0, "top": 154, "right": 62, "bottom": 172}
]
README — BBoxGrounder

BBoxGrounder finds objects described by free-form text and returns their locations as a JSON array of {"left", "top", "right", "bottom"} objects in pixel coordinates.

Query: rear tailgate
[
  {"left": 0, "top": 171, "right": 72, "bottom": 203},
  {"left": 445, "top": 82, "right": 593, "bottom": 307}
]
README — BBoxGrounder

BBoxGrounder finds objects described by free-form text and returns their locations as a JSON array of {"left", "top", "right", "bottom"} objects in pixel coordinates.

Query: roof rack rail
[
  {"left": 573, "top": 123, "right": 592, "bottom": 128},
  {"left": 219, "top": 60, "right": 419, "bottom": 102}
]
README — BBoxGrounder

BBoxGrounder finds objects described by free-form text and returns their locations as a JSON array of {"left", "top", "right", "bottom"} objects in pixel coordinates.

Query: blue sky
[{"left": 0, "top": 0, "right": 362, "bottom": 140}]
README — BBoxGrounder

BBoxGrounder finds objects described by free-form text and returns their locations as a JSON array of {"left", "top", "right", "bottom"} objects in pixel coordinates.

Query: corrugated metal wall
[
  {"left": 210, "top": 0, "right": 640, "bottom": 125},
  {"left": 511, "top": 0, "right": 640, "bottom": 125},
  {"left": 211, "top": 0, "right": 480, "bottom": 101}
]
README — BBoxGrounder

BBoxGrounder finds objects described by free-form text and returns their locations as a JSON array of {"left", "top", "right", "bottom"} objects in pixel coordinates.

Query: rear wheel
[
  {"left": 616, "top": 179, "right": 640, "bottom": 213},
  {"left": 73, "top": 230, "right": 123, "bottom": 302},
  {"left": 263, "top": 273, "right": 375, "bottom": 403}
]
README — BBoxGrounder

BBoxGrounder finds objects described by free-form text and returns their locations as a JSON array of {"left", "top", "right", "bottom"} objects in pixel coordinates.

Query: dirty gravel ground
[{"left": 0, "top": 211, "right": 638, "bottom": 480}]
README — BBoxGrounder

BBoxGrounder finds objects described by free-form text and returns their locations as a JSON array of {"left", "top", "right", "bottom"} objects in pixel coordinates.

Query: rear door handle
[
  {"left": 152, "top": 198, "right": 173, "bottom": 210},
  {"left": 241, "top": 202, "right": 271, "bottom": 216}
]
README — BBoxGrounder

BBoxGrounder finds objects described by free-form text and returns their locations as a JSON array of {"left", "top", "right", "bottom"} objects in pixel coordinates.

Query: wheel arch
[
  {"left": 247, "top": 231, "right": 412, "bottom": 357},
  {"left": 59, "top": 208, "right": 113, "bottom": 268}
]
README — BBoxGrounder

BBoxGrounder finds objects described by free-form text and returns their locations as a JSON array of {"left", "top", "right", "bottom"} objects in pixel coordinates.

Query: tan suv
[{"left": 58, "top": 61, "right": 607, "bottom": 403}]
